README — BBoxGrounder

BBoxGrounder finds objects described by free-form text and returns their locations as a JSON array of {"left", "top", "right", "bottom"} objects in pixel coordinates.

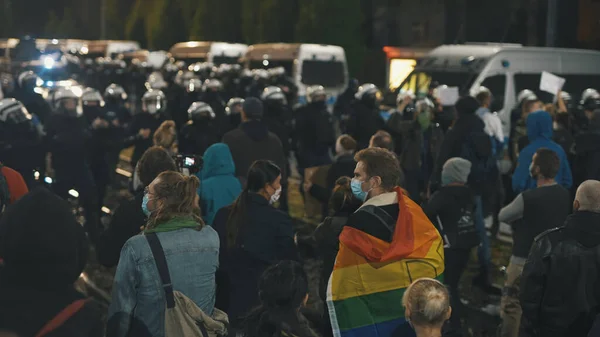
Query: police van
[
  {"left": 169, "top": 41, "right": 248, "bottom": 66},
  {"left": 243, "top": 43, "right": 349, "bottom": 106},
  {"left": 396, "top": 43, "right": 600, "bottom": 135}
]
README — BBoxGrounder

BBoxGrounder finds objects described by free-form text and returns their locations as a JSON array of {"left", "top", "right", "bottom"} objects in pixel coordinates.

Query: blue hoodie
[
  {"left": 512, "top": 111, "right": 572, "bottom": 193},
  {"left": 198, "top": 143, "right": 242, "bottom": 225}
]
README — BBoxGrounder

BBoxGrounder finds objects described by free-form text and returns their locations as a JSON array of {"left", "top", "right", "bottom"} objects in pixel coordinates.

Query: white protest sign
[
  {"left": 539, "top": 71, "right": 566, "bottom": 95},
  {"left": 438, "top": 86, "right": 459, "bottom": 106}
]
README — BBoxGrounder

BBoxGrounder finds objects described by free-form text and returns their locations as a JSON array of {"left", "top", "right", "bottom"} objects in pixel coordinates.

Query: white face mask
[{"left": 270, "top": 186, "right": 282, "bottom": 205}]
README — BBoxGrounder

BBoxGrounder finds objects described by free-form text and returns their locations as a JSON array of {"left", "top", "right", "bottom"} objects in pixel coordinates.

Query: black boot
[{"left": 472, "top": 266, "right": 502, "bottom": 296}]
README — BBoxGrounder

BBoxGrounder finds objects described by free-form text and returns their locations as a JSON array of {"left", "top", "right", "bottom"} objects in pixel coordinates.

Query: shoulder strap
[
  {"left": 146, "top": 233, "right": 175, "bottom": 308},
  {"left": 35, "top": 299, "right": 89, "bottom": 337}
]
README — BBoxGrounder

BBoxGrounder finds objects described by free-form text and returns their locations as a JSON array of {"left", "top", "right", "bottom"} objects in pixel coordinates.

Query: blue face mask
[
  {"left": 142, "top": 193, "right": 152, "bottom": 217},
  {"left": 351, "top": 178, "right": 368, "bottom": 201}
]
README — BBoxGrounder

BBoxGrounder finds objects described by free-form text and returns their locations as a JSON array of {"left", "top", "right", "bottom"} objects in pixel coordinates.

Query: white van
[
  {"left": 243, "top": 43, "right": 349, "bottom": 106},
  {"left": 83, "top": 40, "right": 140, "bottom": 59},
  {"left": 169, "top": 41, "right": 248, "bottom": 65},
  {"left": 397, "top": 43, "right": 600, "bottom": 135}
]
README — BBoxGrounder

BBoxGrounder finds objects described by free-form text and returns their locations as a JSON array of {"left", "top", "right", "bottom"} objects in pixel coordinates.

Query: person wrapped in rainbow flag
[{"left": 327, "top": 148, "right": 445, "bottom": 337}]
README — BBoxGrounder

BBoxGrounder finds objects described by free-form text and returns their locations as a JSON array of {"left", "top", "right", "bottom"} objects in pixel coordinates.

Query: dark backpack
[
  {"left": 435, "top": 203, "right": 480, "bottom": 250},
  {"left": 460, "top": 130, "right": 497, "bottom": 185},
  {"left": 0, "top": 163, "right": 10, "bottom": 213}
]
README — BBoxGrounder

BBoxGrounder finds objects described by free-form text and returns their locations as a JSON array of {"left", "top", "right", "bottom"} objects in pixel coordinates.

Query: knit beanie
[
  {"left": 243, "top": 97, "right": 264, "bottom": 120},
  {"left": 0, "top": 187, "right": 88, "bottom": 290},
  {"left": 441, "top": 158, "right": 472, "bottom": 186}
]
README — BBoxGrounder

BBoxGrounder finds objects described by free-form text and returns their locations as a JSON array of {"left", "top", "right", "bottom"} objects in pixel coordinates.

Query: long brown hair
[
  {"left": 153, "top": 120, "right": 178, "bottom": 154},
  {"left": 146, "top": 171, "right": 204, "bottom": 230}
]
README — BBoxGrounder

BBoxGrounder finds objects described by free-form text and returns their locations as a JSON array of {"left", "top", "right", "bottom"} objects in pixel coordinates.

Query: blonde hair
[
  {"left": 402, "top": 278, "right": 450, "bottom": 327},
  {"left": 146, "top": 171, "right": 204, "bottom": 230},
  {"left": 153, "top": 120, "right": 178, "bottom": 153}
]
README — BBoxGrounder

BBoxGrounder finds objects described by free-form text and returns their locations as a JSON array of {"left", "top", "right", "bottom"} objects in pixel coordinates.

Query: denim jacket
[{"left": 108, "top": 226, "right": 220, "bottom": 337}]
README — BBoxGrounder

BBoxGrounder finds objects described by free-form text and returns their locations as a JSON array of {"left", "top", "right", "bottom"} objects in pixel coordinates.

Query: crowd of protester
[{"left": 0, "top": 60, "right": 599, "bottom": 337}]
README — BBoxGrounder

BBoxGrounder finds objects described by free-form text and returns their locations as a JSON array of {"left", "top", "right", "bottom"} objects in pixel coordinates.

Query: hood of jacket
[
  {"left": 240, "top": 120, "right": 269, "bottom": 142},
  {"left": 527, "top": 110, "right": 553, "bottom": 142},
  {"left": 200, "top": 143, "right": 236, "bottom": 180},
  {"left": 0, "top": 188, "right": 88, "bottom": 290},
  {"left": 452, "top": 113, "right": 485, "bottom": 136}
]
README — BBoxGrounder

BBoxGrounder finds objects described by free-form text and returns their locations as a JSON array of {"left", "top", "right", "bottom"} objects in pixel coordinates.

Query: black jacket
[
  {"left": 123, "top": 113, "right": 169, "bottom": 167},
  {"left": 263, "top": 104, "right": 293, "bottom": 158},
  {"left": 422, "top": 185, "right": 479, "bottom": 249},
  {"left": 431, "top": 114, "right": 487, "bottom": 192},
  {"left": 0, "top": 284, "right": 104, "bottom": 337},
  {"left": 313, "top": 214, "right": 350, "bottom": 301},
  {"left": 308, "top": 154, "right": 356, "bottom": 205},
  {"left": 346, "top": 101, "right": 385, "bottom": 150},
  {"left": 574, "top": 117, "right": 600, "bottom": 186},
  {"left": 222, "top": 120, "right": 287, "bottom": 183},
  {"left": 178, "top": 122, "right": 221, "bottom": 156},
  {"left": 44, "top": 115, "right": 92, "bottom": 174},
  {"left": 520, "top": 211, "right": 600, "bottom": 337},
  {"left": 294, "top": 102, "right": 335, "bottom": 156},
  {"left": 96, "top": 192, "right": 145, "bottom": 268},
  {"left": 212, "top": 193, "right": 297, "bottom": 325}
]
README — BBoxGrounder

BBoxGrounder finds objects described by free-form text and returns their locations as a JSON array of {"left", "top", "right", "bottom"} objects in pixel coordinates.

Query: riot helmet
[
  {"left": 0, "top": 98, "right": 33, "bottom": 125},
  {"left": 142, "top": 90, "right": 167, "bottom": 115},
  {"left": 580, "top": 88, "right": 600, "bottom": 111},
  {"left": 187, "top": 101, "right": 216, "bottom": 123},
  {"left": 104, "top": 83, "right": 128, "bottom": 104},
  {"left": 261, "top": 86, "right": 288, "bottom": 106},
  {"left": 53, "top": 87, "right": 81, "bottom": 117},
  {"left": 355, "top": 83, "right": 381, "bottom": 107},
  {"left": 81, "top": 88, "right": 104, "bottom": 107},
  {"left": 306, "top": 85, "right": 327, "bottom": 103},
  {"left": 226, "top": 97, "right": 245, "bottom": 116}
]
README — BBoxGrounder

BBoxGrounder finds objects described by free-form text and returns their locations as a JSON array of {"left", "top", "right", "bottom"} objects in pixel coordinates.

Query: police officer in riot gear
[
  {"left": 248, "top": 69, "right": 270, "bottom": 98},
  {"left": 45, "top": 87, "right": 100, "bottom": 241},
  {"left": 179, "top": 102, "right": 220, "bottom": 156},
  {"left": 104, "top": 83, "right": 132, "bottom": 128},
  {"left": 173, "top": 78, "right": 203, "bottom": 128},
  {"left": 201, "top": 78, "right": 228, "bottom": 135},
  {"left": 0, "top": 98, "right": 43, "bottom": 188},
  {"left": 577, "top": 88, "right": 600, "bottom": 133},
  {"left": 269, "top": 66, "right": 298, "bottom": 105},
  {"left": 124, "top": 89, "right": 171, "bottom": 167},
  {"left": 225, "top": 97, "right": 245, "bottom": 131},
  {"left": 15, "top": 71, "right": 52, "bottom": 124},
  {"left": 347, "top": 83, "right": 385, "bottom": 150},
  {"left": 261, "top": 86, "right": 293, "bottom": 158},
  {"left": 294, "top": 85, "right": 335, "bottom": 172},
  {"left": 82, "top": 88, "right": 122, "bottom": 209}
]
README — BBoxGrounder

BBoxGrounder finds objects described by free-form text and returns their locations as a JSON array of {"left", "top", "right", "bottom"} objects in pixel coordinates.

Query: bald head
[{"left": 574, "top": 180, "right": 600, "bottom": 213}]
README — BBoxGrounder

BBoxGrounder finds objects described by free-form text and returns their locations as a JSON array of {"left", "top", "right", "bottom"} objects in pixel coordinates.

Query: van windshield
[
  {"left": 301, "top": 60, "right": 346, "bottom": 87},
  {"left": 399, "top": 70, "right": 476, "bottom": 97},
  {"left": 249, "top": 60, "right": 294, "bottom": 76},
  {"left": 212, "top": 55, "right": 241, "bottom": 65}
]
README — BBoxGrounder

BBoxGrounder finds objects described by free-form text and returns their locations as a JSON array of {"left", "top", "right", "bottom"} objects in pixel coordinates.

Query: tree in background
[
  {"left": 44, "top": 8, "right": 77, "bottom": 39},
  {"left": 295, "top": 0, "right": 365, "bottom": 75}
]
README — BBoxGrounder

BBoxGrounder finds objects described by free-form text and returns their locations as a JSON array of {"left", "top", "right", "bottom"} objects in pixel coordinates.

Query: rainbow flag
[{"left": 326, "top": 188, "right": 445, "bottom": 337}]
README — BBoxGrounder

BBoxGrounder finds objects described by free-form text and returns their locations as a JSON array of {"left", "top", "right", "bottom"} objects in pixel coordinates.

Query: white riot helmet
[
  {"left": 306, "top": 85, "right": 327, "bottom": 103},
  {"left": 553, "top": 91, "right": 572, "bottom": 104},
  {"left": 18, "top": 71, "right": 42, "bottom": 89},
  {"left": 226, "top": 97, "right": 245, "bottom": 116},
  {"left": 175, "top": 70, "right": 197, "bottom": 87},
  {"left": 268, "top": 66, "right": 285, "bottom": 78},
  {"left": 261, "top": 86, "right": 287, "bottom": 105},
  {"left": 203, "top": 78, "right": 223, "bottom": 92},
  {"left": 517, "top": 89, "right": 538, "bottom": 105},
  {"left": 396, "top": 89, "right": 416, "bottom": 105},
  {"left": 81, "top": 88, "right": 105, "bottom": 107},
  {"left": 188, "top": 101, "right": 216, "bottom": 123},
  {"left": 104, "top": 83, "right": 128, "bottom": 101},
  {"left": 53, "top": 87, "right": 81, "bottom": 117},
  {"left": 142, "top": 90, "right": 167, "bottom": 115},
  {"left": 187, "top": 78, "right": 203, "bottom": 93},
  {"left": 146, "top": 72, "right": 168, "bottom": 90},
  {"left": 0, "top": 98, "right": 32, "bottom": 124},
  {"left": 253, "top": 69, "right": 270, "bottom": 81},
  {"left": 581, "top": 88, "right": 600, "bottom": 104},
  {"left": 354, "top": 83, "right": 381, "bottom": 101}
]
